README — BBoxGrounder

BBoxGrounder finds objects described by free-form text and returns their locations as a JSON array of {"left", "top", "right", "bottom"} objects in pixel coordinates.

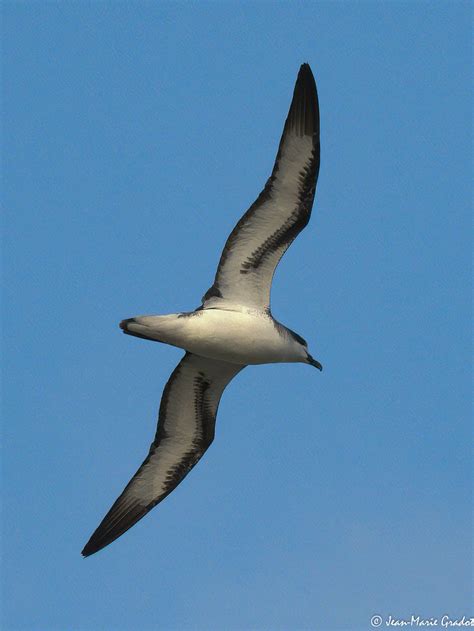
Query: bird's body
[
  {"left": 82, "top": 62, "right": 322, "bottom": 557},
  {"left": 121, "top": 308, "right": 309, "bottom": 365}
]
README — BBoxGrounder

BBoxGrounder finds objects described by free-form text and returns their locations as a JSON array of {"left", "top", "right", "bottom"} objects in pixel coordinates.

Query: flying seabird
[{"left": 82, "top": 63, "right": 322, "bottom": 557}]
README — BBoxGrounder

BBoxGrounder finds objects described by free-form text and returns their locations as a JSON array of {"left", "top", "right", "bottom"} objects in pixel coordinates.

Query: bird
[{"left": 82, "top": 62, "right": 321, "bottom": 557}]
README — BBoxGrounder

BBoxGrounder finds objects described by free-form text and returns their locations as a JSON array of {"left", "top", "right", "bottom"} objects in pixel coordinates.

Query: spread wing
[
  {"left": 82, "top": 353, "right": 244, "bottom": 557},
  {"left": 202, "top": 63, "right": 320, "bottom": 311}
]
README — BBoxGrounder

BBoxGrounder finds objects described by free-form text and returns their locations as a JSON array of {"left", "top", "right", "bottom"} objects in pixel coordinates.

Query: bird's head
[{"left": 286, "top": 327, "right": 322, "bottom": 371}]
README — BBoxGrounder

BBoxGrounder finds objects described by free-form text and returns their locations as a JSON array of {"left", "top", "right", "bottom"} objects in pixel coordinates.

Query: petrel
[{"left": 82, "top": 63, "right": 321, "bottom": 557}]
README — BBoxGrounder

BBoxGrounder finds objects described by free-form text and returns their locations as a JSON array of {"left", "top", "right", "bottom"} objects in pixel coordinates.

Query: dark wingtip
[
  {"left": 81, "top": 543, "right": 95, "bottom": 558},
  {"left": 286, "top": 62, "right": 319, "bottom": 138},
  {"left": 82, "top": 536, "right": 101, "bottom": 557},
  {"left": 81, "top": 493, "right": 153, "bottom": 557},
  {"left": 82, "top": 529, "right": 115, "bottom": 557},
  {"left": 81, "top": 526, "right": 126, "bottom": 557},
  {"left": 298, "top": 62, "right": 312, "bottom": 76}
]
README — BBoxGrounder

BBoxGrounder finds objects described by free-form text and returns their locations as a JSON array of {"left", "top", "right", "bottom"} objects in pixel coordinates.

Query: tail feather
[
  {"left": 119, "top": 318, "right": 162, "bottom": 342},
  {"left": 119, "top": 315, "right": 184, "bottom": 346}
]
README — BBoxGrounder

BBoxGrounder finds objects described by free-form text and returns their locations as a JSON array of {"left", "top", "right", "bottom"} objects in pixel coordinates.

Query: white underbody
[{"left": 123, "top": 307, "right": 307, "bottom": 365}]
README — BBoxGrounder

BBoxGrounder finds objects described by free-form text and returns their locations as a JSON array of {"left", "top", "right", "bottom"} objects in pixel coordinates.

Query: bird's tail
[{"left": 119, "top": 314, "right": 186, "bottom": 346}]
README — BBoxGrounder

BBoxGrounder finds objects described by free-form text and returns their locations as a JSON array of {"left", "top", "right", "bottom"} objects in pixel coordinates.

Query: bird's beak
[{"left": 306, "top": 354, "right": 323, "bottom": 371}]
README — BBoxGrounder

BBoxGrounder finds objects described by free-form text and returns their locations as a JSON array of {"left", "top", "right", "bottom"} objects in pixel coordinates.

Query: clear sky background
[{"left": 2, "top": 2, "right": 472, "bottom": 630}]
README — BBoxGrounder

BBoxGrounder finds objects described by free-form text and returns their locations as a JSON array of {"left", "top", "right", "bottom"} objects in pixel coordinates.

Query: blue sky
[{"left": 2, "top": 2, "right": 472, "bottom": 630}]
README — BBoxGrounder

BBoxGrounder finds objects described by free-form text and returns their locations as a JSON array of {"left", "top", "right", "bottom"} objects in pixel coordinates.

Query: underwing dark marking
[
  {"left": 153, "top": 355, "right": 187, "bottom": 443},
  {"left": 202, "top": 284, "right": 223, "bottom": 303},
  {"left": 239, "top": 146, "right": 319, "bottom": 274},
  {"left": 177, "top": 310, "right": 204, "bottom": 318},
  {"left": 162, "top": 373, "right": 214, "bottom": 486}
]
